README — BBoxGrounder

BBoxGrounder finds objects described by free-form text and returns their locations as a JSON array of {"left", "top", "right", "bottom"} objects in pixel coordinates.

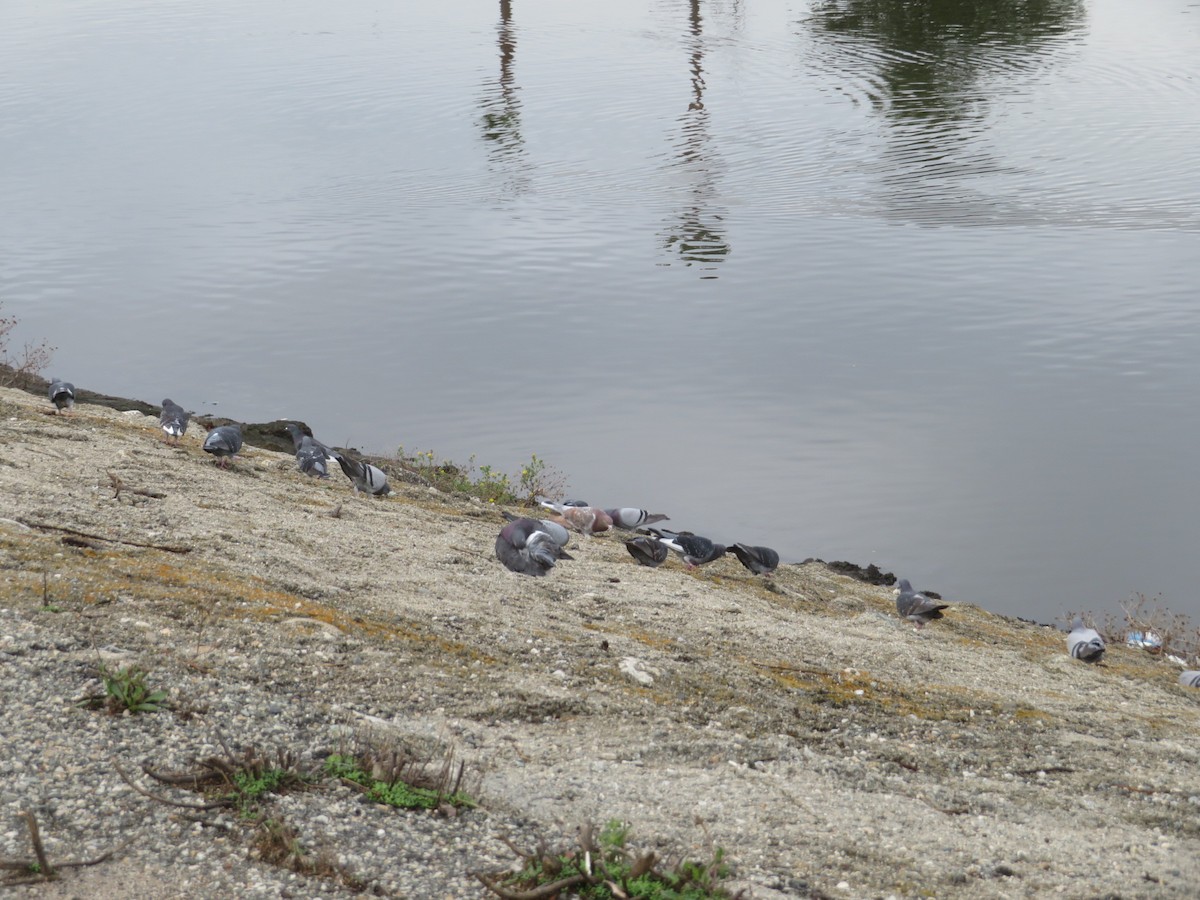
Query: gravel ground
[{"left": 1, "top": 384, "right": 1199, "bottom": 899}]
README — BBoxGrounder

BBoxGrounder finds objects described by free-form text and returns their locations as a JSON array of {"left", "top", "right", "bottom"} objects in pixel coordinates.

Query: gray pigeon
[
  {"left": 502, "top": 511, "right": 569, "bottom": 548},
  {"left": 606, "top": 508, "right": 670, "bottom": 530},
  {"left": 729, "top": 543, "right": 780, "bottom": 576},
  {"left": 330, "top": 450, "right": 390, "bottom": 496},
  {"left": 641, "top": 527, "right": 726, "bottom": 569},
  {"left": 1179, "top": 671, "right": 1200, "bottom": 688},
  {"left": 625, "top": 536, "right": 669, "bottom": 567},
  {"left": 202, "top": 424, "right": 242, "bottom": 467},
  {"left": 895, "top": 578, "right": 948, "bottom": 629},
  {"left": 1066, "top": 618, "right": 1106, "bottom": 663},
  {"left": 496, "top": 517, "right": 573, "bottom": 576},
  {"left": 284, "top": 423, "right": 330, "bottom": 478},
  {"left": 48, "top": 378, "right": 75, "bottom": 413},
  {"left": 159, "top": 398, "right": 190, "bottom": 445}
]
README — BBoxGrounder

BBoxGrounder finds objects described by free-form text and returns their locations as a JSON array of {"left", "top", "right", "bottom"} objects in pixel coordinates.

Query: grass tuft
[
  {"left": 478, "top": 819, "right": 742, "bottom": 899},
  {"left": 324, "top": 728, "right": 476, "bottom": 811},
  {"left": 396, "top": 447, "right": 564, "bottom": 505}
]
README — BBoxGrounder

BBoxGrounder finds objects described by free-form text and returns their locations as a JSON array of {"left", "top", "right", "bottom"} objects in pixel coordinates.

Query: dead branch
[
  {"left": 52, "top": 836, "right": 138, "bottom": 871},
  {"left": 750, "top": 660, "right": 830, "bottom": 677},
  {"left": 494, "top": 834, "right": 535, "bottom": 862},
  {"left": 142, "top": 764, "right": 228, "bottom": 790},
  {"left": 113, "top": 761, "right": 230, "bottom": 811},
  {"left": 474, "top": 871, "right": 589, "bottom": 900},
  {"left": 62, "top": 536, "right": 103, "bottom": 550},
  {"left": 629, "top": 851, "right": 658, "bottom": 879},
  {"left": 18, "top": 518, "right": 191, "bottom": 553},
  {"left": 1113, "top": 783, "right": 1160, "bottom": 795},
  {"left": 108, "top": 472, "right": 166, "bottom": 502}
]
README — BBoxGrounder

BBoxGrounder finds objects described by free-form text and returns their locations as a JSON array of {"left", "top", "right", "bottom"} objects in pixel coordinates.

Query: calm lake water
[{"left": 3, "top": 0, "right": 1199, "bottom": 625}]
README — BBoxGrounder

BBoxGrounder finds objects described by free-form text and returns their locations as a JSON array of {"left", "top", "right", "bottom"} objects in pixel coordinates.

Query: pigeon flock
[{"left": 45, "top": 380, "right": 1200, "bottom": 683}]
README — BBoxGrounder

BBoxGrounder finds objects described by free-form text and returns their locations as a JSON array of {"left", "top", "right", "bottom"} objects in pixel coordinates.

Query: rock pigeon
[
  {"left": 1066, "top": 618, "right": 1106, "bottom": 663},
  {"left": 284, "top": 423, "right": 330, "bottom": 478},
  {"left": 1179, "top": 671, "right": 1200, "bottom": 688},
  {"left": 894, "top": 578, "right": 948, "bottom": 629},
  {"left": 502, "top": 511, "right": 569, "bottom": 548},
  {"left": 641, "top": 527, "right": 726, "bottom": 569},
  {"left": 203, "top": 424, "right": 242, "bottom": 468},
  {"left": 496, "top": 517, "right": 573, "bottom": 576},
  {"left": 729, "top": 543, "right": 780, "bottom": 576},
  {"left": 606, "top": 508, "right": 670, "bottom": 530},
  {"left": 48, "top": 378, "right": 74, "bottom": 413},
  {"left": 625, "top": 536, "right": 669, "bottom": 567},
  {"left": 159, "top": 398, "right": 190, "bottom": 445},
  {"left": 538, "top": 500, "right": 613, "bottom": 536},
  {"left": 330, "top": 450, "right": 390, "bottom": 496}
]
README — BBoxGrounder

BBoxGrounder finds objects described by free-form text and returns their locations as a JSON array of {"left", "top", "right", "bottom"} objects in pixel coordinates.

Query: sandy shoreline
[{"left": 1, "top": 383, "right": 1199, "bottom": 898}]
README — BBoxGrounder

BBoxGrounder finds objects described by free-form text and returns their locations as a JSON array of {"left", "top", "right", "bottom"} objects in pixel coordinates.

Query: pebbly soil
[{"left": 1, "top": 384, "right": 1198, "bottom": 899}]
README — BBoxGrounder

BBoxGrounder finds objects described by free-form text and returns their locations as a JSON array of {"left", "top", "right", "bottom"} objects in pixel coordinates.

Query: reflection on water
[
  {"left": 805, "top": 0, "right": 1089, "bottom": 225},
  {"left": 659, "top": 0, "right": 730, "bottom": 276},
  {"left": 805, "top": 0, "right": 1085, "bottom": 118},
  {"left": 478, "top": 0, "right": 528, "bottom": 196}
]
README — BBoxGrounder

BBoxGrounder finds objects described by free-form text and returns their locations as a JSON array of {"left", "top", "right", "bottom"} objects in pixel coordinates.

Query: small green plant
[
  {"left": 131, "top": 743, "right": 313, "bottom": 819},
  {"left": 80, "top": 664, "right": 168, "bottom": 714},
  {"left": 39, "top": 571, "right": 59, "bottom": 612},
  {"left": 325, "top": 752, "right": 475, "bottom": 810},
  {"left": 478, "top": 820, "right": 740, "bottom": 899},
  {"left": 118, "top": 743, "right": 364, "bottom": 889},
  {"left": 396, "top": 446, "right": 564, "bottom": 505},
  {"left": 213, "top": 746, "right": 313, "bottom": 819},
  {"left": 231, "top": 767, "right": 298, "bottom": 816}
]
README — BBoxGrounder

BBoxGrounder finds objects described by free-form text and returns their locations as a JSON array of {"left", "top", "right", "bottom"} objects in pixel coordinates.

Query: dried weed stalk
[
  {"left": 0, "top": 810, "right": 132, "bottom": 887},
  {"left": 0, "top": 304, "right": 55, "bottom": 389},
  {"left": 327, "top": 726, "right": 476, "bottom": 812}
]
